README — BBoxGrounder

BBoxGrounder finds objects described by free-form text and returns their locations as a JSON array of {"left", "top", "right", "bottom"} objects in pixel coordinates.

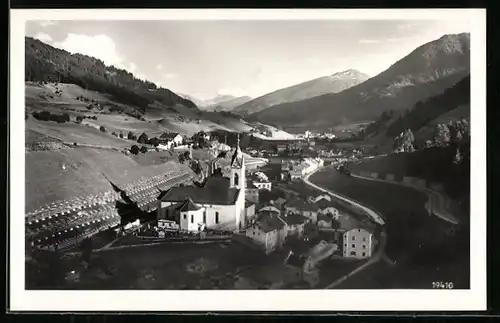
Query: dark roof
[
  {"left": 286, "top": 199, "right": 318, "bottom": 211},
  {"left": 160, "top": 132, "right": 180, "bottom": 140},
  {"left": 160, "top": 177, "right": 240, "bottom": 205},
  {"left": 282, "top": 214, "right": 307, "bottom": 225},
  {"left": 317, "top": 214, "right": 332, "bottom": 223},
  {"left": 246, "top": 181, "right": 258, "bottom": 189},
  {"left": 275, "top": 197, "right": 287, "bottom": 205},
  {"left": 175, "top": 198, "right": 202, "bottom": 212},
  {"left": 255, "top": 211, "right": 285, "bottom": 232}
]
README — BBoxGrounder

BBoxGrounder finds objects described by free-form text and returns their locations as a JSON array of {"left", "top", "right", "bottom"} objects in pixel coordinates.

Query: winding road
[
  {"left": 349, "top": 173, "right": 458, "bottom": 225},
  {"left": 302, "top": 168, "right": 389, "bottom": 288}
]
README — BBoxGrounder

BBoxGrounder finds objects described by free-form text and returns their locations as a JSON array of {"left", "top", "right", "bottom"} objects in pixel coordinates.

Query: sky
[{"left": 26, "top": 19, "right": 470, "bottom": 101}]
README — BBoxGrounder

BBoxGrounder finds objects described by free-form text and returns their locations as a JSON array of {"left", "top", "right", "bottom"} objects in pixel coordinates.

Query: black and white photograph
[{"left": 9, "top": 9, "right": 486, "bottom": 311}]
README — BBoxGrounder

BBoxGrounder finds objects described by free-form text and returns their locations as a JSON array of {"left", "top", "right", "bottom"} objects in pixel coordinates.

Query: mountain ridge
[
  {"left": 234, "top": 69, "right": 370, "bottom": 116},
  {"left": 249, "top": 33, "right": 470, "bottom": 132}
]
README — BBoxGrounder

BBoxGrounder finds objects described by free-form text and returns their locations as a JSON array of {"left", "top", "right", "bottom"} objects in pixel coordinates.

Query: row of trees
[
  {"left": 392, "top": 118, "right": 470, "bottom": 165},
  {"left": 32, "top": 111, "right": 70, "bottom": 123}
]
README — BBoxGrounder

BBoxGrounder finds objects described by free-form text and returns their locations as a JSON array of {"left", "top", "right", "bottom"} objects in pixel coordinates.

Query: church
[{"left": 157, "top": 139, "right": 247, "bottom": 232}]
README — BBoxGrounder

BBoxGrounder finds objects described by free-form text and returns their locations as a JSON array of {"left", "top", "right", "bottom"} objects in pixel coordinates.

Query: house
[
  {"left": 251, "top": 178, "right": 272, "bottom": 191},
  {"left": 317, "top": 214, "right": 334, "bottom": 229},
  {"left": 245, "top": 181, "right": 260, "bottom": 205},
  {"left": 285, "top": 199, "right": 318, "bottom": 223},
  {"left": 160, "top": 132, "right": 184, "bottom": 147},
  {"left": 245, "top": 200, "right": 256, "bottom": 225},
  {"left": 158, "top": 140, "right": 247, "bottom": 231},
  {"left": 245, "top": 211, "right": 287, "bottom": 254},
  {"left": 281, "top": 213, "right": 308, "bottom": 237},
  {"left": 259, "top": 205, "right": 281, "bottom": 214},
  {"left": 276, "top": 143, "right": 288, "bottom": 153},
  {"left": 274, "top": 197, "right": 287, "bottom": 211},
  {"left": 342, "top": 228, "right": 373, "bottom": 259}
]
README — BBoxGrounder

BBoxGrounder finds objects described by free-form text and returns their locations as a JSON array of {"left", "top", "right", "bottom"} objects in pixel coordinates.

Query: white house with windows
[
  {"left": 157, "top": 140, "right": 247, "bottom": 231},
  {"left": 160, "top": 132, "right": 184, "bottom": 148},
  {"left": 342, "top": 228, "right": 373, "bottom": 259}
]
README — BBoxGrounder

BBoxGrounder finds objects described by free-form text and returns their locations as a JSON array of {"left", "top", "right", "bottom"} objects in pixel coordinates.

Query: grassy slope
[{"left": 25, "top": 146, "right": 192, "bottom": 213}]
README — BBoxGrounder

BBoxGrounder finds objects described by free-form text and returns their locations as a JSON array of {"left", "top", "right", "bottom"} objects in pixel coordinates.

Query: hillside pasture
[
  {"left": 25, "top": 149, "right": 114, "bottom": 213},
  {"left": 26, "top": 118, "right": 133, "bottom": 148}
]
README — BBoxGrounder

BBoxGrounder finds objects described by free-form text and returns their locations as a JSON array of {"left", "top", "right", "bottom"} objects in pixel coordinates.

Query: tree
[
  {"left": 99, "top": 126, "right": 106, "bottom": 132},
  {"left": 140, "top": 146, "right": 148, "bottom": 153},
  {"left": 128, "top": 131, "right": 136, "bottom": 140},
  {"left": 76, "top": 115, "right": 83, "bottom": 124},
  {"left": 119, "top": 131, "right": 124, "bottom": 139},
  {"left": 111, "top": 132, "right": 118, "bottom": 137},
  {"left": 433, "top": 124, "right": 451, "bottom": 148},
  {"left": 137, "top": 132, "right": 149, "bottom": 144},
  {"left": 130, "top": 145, "right": 140, "bottom": 155},
  {"left": 393, "top": 129, "right": 415, "bottom": 153},
  {"left": 452, "top": 148, "right": 463, "bottom": 165},
  {"left": 148, "top": 137, "right": 159, "bottom": 147}
]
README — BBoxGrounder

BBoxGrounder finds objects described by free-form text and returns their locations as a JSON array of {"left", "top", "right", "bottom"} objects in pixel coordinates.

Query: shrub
[
  {"left": 111, "top": 132, "right": 118, "bottom": 137},
  {"left": 137, "top": 132, "right": 149, "bottom": 144},
  {"left": 127, "top": 131, "right": 136, "bottom": 140},
  {"left": 130, "top": 145, "right": 140, "bottom": 155},
  {"left": 148, "top": 137, "right": 159, "bottom": 147},
  {"left": 99, "top": 126, "right": 106, "bottom": 132},
  {"left": 76, "top": 116, "right": 83, "bottom": 124},
  {"left": 140, "top": 146, "right": 148, "bottom": 154},
  {"left": 119, "top": 132, "right": 124, "bottom": 139},
  {"left": 92, "top": 116, "right": 98, "bottom": 120}
]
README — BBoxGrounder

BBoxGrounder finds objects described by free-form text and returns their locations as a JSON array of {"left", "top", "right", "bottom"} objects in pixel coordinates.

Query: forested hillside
[
  {"left": 386, "top": 75, "right": 470, "bottom": 137},
  {"left": 25, "top": 37, "right": 197, "bottom": 112}
]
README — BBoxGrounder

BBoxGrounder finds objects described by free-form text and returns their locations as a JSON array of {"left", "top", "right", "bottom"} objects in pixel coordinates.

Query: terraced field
[{"left": 25, "top": 147, "right": 193, "bottom": 214}]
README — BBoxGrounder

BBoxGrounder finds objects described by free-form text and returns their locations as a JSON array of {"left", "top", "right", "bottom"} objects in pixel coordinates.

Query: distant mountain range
[
  {"left": 234, "top": 69, "right": 370, "bottom": 116},
  {"left": 248, "top": 33, "right": 470, "bottom": 132},
  {"left": 177, "top": 93, "right": 253, "bottom": 112}
]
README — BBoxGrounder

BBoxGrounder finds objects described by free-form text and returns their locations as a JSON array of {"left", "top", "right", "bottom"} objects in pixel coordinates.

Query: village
[{"left": 25, "top": 128, "right": 383, "bottom": 289}]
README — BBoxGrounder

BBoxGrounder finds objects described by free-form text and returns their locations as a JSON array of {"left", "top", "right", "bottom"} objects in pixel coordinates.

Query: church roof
[
  {"left": 160, "top": 177, "right": 240, "bottom": 205},
  {"left": 175, "top": 198, "right": 202, "bottom": 212}
]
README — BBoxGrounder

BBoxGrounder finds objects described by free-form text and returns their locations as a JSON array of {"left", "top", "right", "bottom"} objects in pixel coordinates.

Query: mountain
[
  {"left": 177, "top": 93, "right": 205, "bottom": 107},
  {"left": 249, "top": 33, "right": 470, "bottom": 132},
  {"left": 234, "top": 69, "right": 370, "bottom": 116},
  {"left": 25, "top": 37, "right": 198, "bottom": 112},
  {"left": 207, "top": 96, "right": 253, "bottom": 112}
]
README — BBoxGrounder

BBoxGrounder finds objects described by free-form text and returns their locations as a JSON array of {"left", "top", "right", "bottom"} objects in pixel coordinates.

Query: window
[
  {"left": 352, "top": 244, "right": 355, "bottom": 248},
  {"left": 362, "top": 244, "right": 366, "bottom": 249},
  {"left": 203, "top": 211, "right": 206, "bottom": 224},
  {"left": 191, "top": 214, "right": 194, "bottom": 223},
  {"left": 362, "top": 237, "right": 367, "bottom": 242},
  {"left": 350, "top": 251, "right": 356, "bottom": 256},
  {"left": 362, "top": 252, "right": 366, "bottom": 257},
  {"left": 234, "top": 173, "right": 239, "bottom": 186},
  {"left": 352, "top": 236, "right": 356, "bottom": 241},
  {"left": 215, "top": 212, "right": 219, "bottom": 224},
  {"left": 183, "top": 214, "right": 186, "bottom": 220}
]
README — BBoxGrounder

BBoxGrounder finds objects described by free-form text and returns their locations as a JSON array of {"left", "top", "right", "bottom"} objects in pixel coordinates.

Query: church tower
[{"left": 230, "top": 134, "right": 245, "bottom": 190}]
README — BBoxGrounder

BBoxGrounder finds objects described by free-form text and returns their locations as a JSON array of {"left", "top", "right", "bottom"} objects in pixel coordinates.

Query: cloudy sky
[{"left": 26, "top": 19, "right": 469, "bottom": 100}]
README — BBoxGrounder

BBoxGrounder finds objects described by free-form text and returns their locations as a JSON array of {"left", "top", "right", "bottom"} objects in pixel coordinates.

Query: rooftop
[
  {"left": 160, "top": 177, "right": 240, "bottom": 205},
  {"left": 282, "top": 214, "right": 308, "bottom": 225},
  {"left": 175, "top": 198, "right": 203, "bottom": 212}
]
